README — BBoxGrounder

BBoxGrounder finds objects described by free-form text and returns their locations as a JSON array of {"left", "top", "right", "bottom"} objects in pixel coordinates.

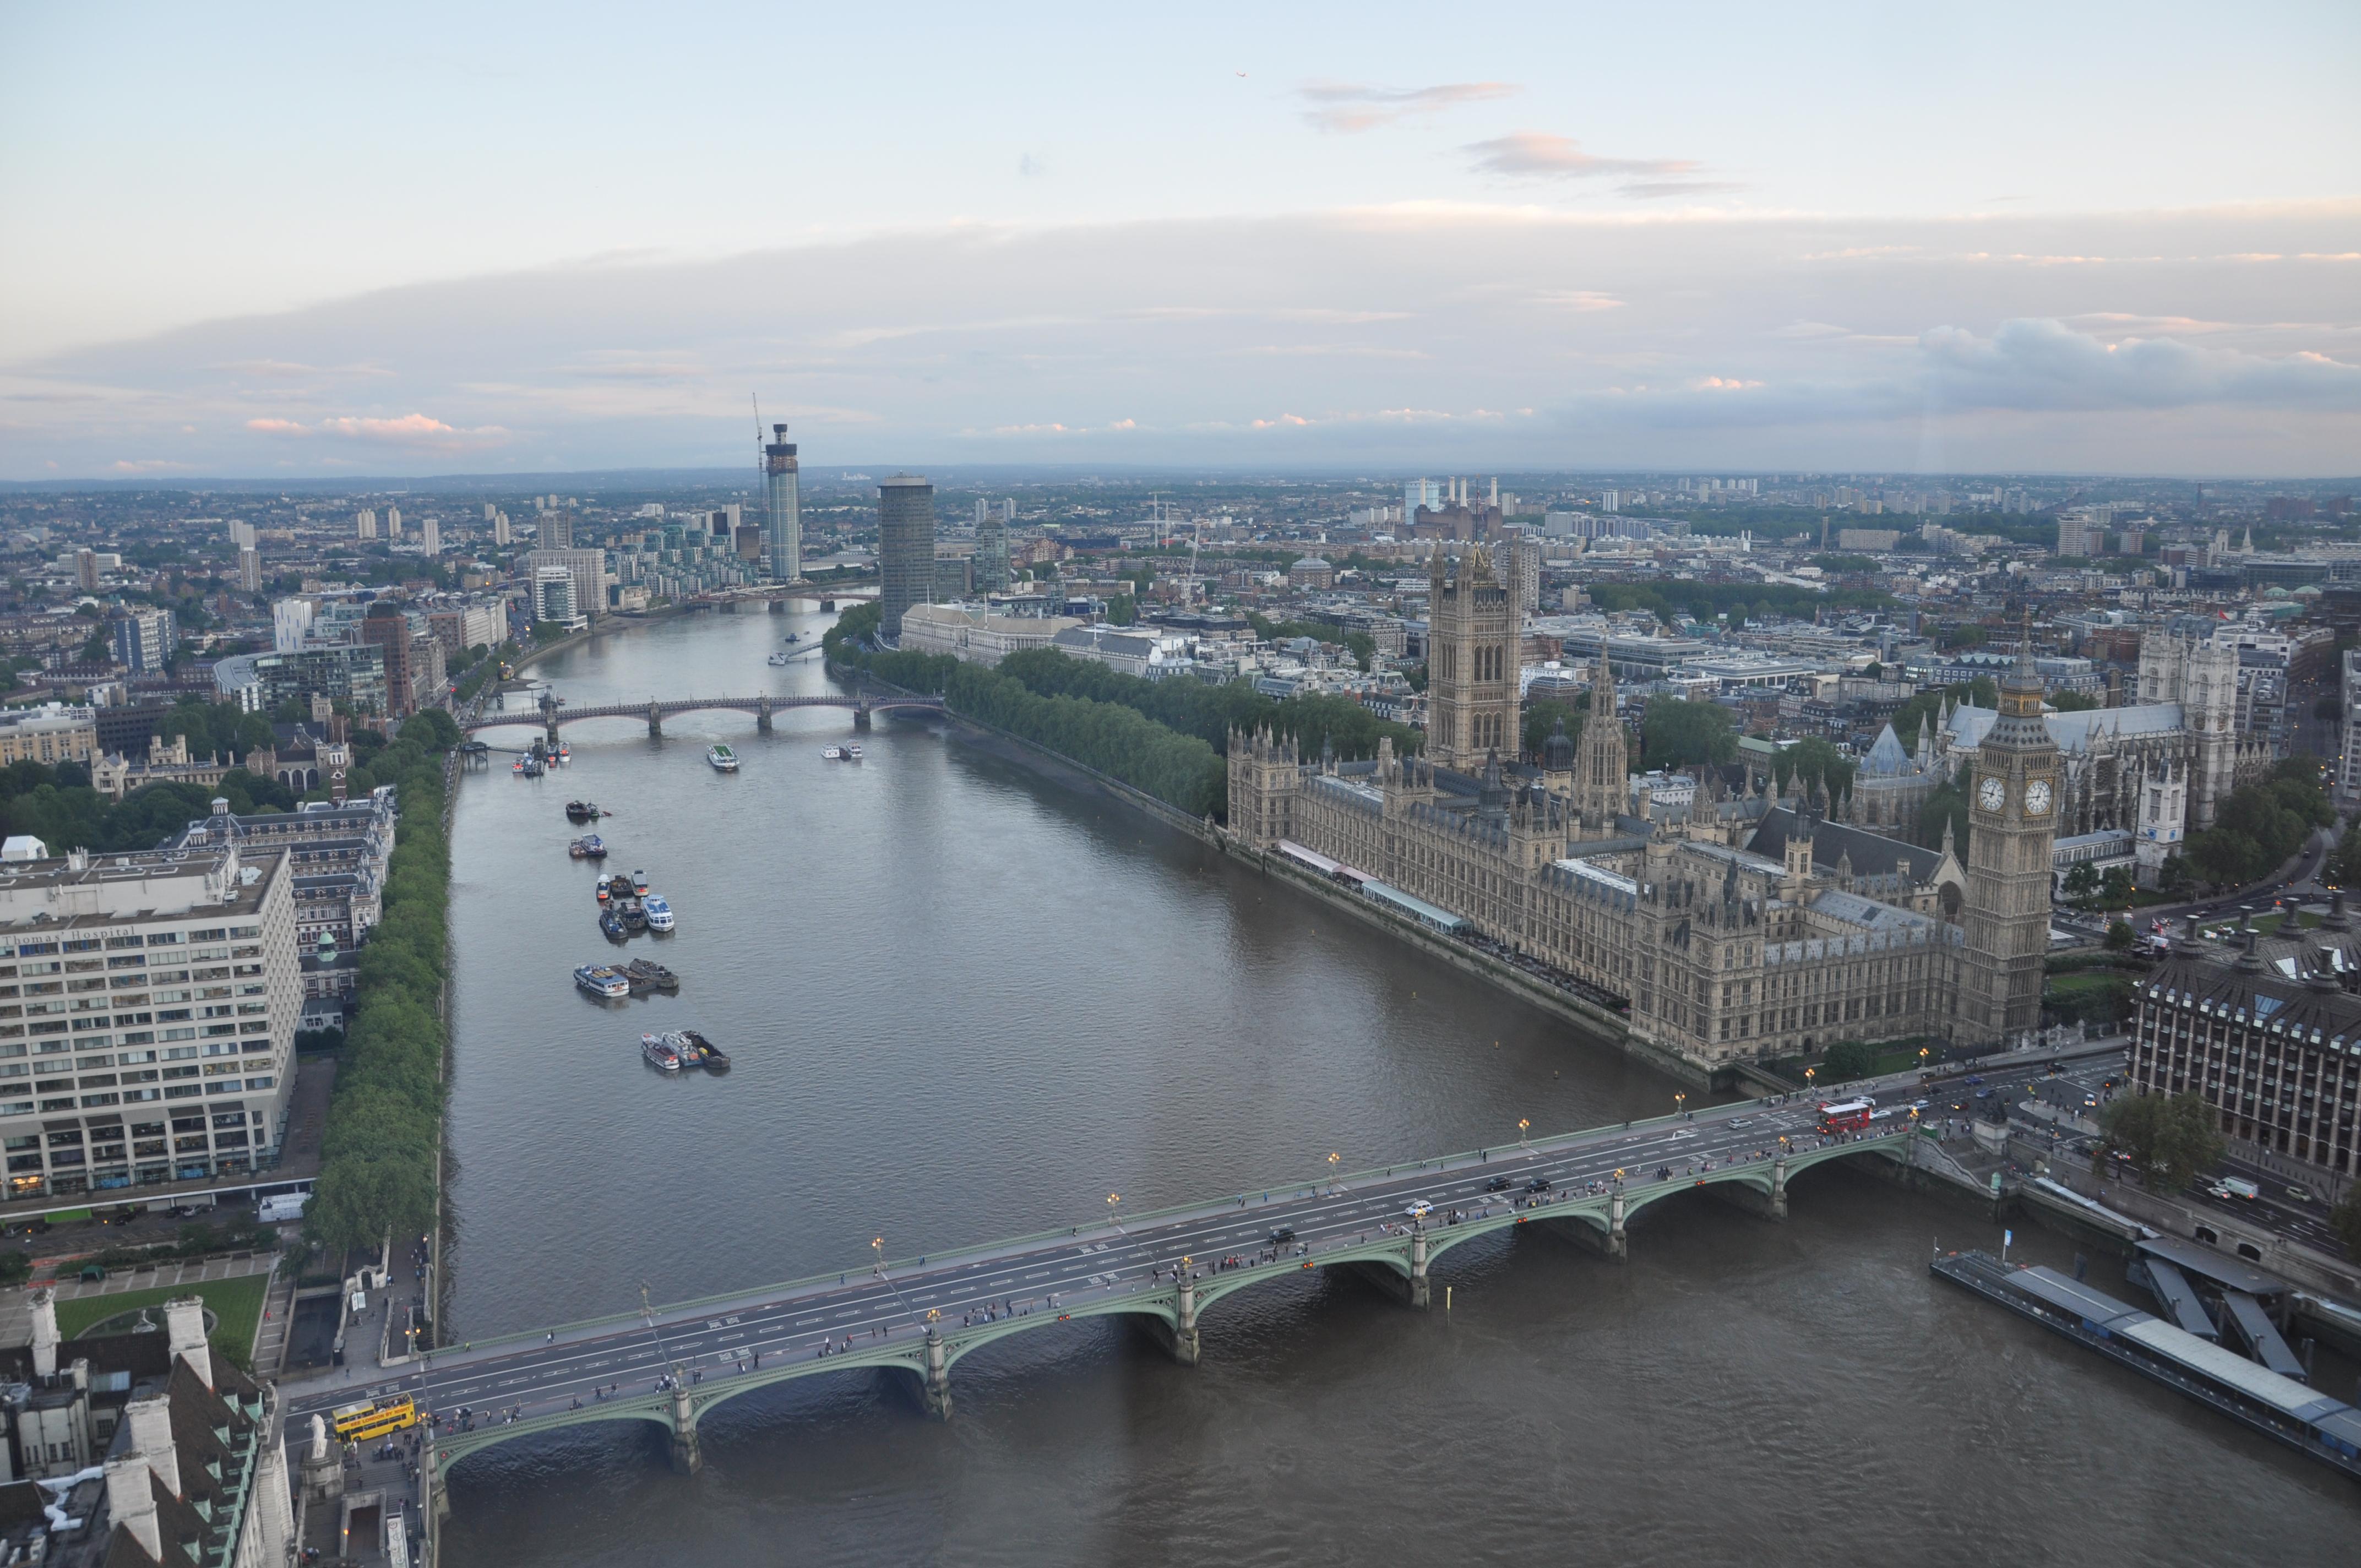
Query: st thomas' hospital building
[{"left": 1228, "top": 543, "right": 2071, "bottom": 1075}]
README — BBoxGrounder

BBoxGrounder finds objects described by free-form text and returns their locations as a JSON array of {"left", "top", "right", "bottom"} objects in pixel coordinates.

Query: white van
[{"left": 259, "top": 1193, "right": 309, "bottom": 1224}]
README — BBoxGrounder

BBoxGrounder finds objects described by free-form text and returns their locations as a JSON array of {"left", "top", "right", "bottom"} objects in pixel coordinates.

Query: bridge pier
[
  {"left": 646, "top": 700, "right": 663, "bottom": 739},
  {"left": 768, "top": 599, "right": 785, "bottom": 615},
  {"left": 1538, "top": 1191, "right": 1629, "bottom": 1261},
  {"left": 922, "top": 1329, "right": 953, "bottom": 1420},
  {"left": 667, "top": 1382, "right": 702, "bottom": 1474},
  {"left": 1345, "top": 1227, "right": 1429, "bottom": 1309},
  {"left": 757, "top": 695, "right": 773, "bottom": 734},
  {"left": 1705, "top": 1159, "right": 1789, "bottom": 1222},
  {"left": 1144, "top": 1273, "right": 1202, "bottom": 1364},
  {"left": 852, "top": 702, "right": 872, "bottom": 731}
]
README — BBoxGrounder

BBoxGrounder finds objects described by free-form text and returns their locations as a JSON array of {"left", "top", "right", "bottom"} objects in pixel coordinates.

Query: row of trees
[
  {"left": 2098, "top": 1091, "right": 2224, "bottom": 1191},
  {"left": 824, "top": 607, "right": 1429, "bottom": 818},
  {"left": 847, "top": 638, "right": 1228, "bottom": 818},
  {"left": 2180, "top": 759, "right": 2333, "bottom": 889},
  {"left": 0, "top": 760, "right": 298, "bottom": 856},
  {"left": 301, "top": 723, "right": 459, "bottom": 1253},
  {"left": 992, "top": 647, "right": 1423, "bottom": 766}
]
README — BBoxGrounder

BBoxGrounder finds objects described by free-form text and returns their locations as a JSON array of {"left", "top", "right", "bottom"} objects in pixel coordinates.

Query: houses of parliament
[{"left": 1228, "top": 543, "right": 2059, "bottom": 1072}]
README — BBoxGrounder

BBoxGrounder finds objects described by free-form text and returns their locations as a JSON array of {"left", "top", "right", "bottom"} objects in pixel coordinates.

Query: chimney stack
[
  {"left": 124, "top": 1395, "right": 182, "bottom": 1498},
  {"left": 105, "top": 1453, "right": 164, "bottom": 1562},
  {"left": 30, "top": 1287, "right": 58, "bottom": 1378},
  {"left": 164, "top": 1295, "right": 212, "bottom": 1390}
]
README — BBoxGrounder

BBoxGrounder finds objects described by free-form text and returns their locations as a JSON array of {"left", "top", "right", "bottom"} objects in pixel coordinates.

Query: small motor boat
[{"left": 681, "top": 1029, "right": 730, "bottom": 1071}]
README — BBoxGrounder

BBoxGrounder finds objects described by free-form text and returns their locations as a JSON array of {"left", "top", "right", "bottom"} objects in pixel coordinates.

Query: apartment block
[{"left": 0, "top": 823, "right": 301, "bottom": 1204}]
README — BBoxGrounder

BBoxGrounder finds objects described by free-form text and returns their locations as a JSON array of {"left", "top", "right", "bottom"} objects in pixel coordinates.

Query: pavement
[{"left": 274, "top": 1082, "right": 1957, "bottom": 1447}]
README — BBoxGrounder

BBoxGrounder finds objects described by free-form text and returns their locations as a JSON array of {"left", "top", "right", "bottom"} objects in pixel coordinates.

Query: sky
[{"left": 2, "top": 1, "right": 2357, "bottom": 480}]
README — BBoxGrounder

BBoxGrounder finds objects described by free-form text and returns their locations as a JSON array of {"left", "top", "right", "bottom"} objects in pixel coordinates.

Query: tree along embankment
[
  {"left": 302, "top": 710, "right": 462, "bottom": 1254},
  {"left": 823, "top": 603, "right": 1423, "bottom": 819}
]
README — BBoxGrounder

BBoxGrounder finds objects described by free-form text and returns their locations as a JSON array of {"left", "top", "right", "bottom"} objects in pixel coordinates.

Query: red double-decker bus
[{"left": 1817, "top": 1099, "right": 1875, "bottom": 1134}]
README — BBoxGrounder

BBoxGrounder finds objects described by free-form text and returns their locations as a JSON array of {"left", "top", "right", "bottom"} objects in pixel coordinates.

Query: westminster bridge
[
  {"left": 464, "top": 690, "right": 946, "bottom": 748},
  {"left": 277, "top": 1092, "right": 1941, "bottom": 1512}
]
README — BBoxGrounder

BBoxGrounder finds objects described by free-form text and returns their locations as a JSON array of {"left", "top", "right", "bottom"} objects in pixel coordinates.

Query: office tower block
[{"left": 878, "top": 475, "right": 936, "bottom": 639}]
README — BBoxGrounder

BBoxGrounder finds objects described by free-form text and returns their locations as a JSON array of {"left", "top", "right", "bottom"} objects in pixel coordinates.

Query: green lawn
[
  {"left": 53, "top": 1274, "right": 268, "bottom": 1369},
  {"left": 2045, "top": 971, "right": 2126, "bottom": 997}
]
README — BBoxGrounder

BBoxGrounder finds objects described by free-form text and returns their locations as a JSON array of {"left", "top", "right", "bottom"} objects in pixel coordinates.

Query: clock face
[
  {"left": 2025, "top": 779, "right": 2053, "bottom": 815},
  {"left": 1978, "top": 776, "right": 2005, "bottom": 812}
]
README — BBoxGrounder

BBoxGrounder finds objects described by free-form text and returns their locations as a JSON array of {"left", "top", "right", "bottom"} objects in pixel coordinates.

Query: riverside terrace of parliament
[{"left": 1229, "top": 543, "right": 2239, "bottom": 1078}]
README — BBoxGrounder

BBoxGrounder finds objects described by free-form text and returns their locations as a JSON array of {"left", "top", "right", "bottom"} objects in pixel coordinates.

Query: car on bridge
[
  {"left": 1484, "top": 1175, "right": 1513, "bottom": 1192},
  {"left": 1525, "top": 1176, "right": 1553, "bottom": 1194},
  {"left": 1268, "top": 1226, "right": 1296, "bottom": 1243},
  {"left": 1405, "top": 1200, "right": 1433, "bottom": 1219}
]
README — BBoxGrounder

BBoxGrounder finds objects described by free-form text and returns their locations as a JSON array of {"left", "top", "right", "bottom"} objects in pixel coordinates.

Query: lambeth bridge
[
  {"left": 464, "top": 690, "right": 946, "bottom": 748},
  {"left": 279, "top": 1093, "right": 1950, "bottom": 1512}
]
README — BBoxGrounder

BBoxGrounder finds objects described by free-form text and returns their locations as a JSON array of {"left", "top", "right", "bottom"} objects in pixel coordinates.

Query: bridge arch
[{"left": 432, "top": 1402, "right": 677, "bottom": 1480}]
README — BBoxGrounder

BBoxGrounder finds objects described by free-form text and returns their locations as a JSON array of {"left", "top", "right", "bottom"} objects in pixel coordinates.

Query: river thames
[{"left": 437, "top": 607, "right": 2359, "bottom": 1566}]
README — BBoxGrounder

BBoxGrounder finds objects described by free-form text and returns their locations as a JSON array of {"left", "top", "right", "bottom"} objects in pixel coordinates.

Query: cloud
[
  {"left": 10, "top": 199, "right": 2361, "bottom": 476},
  {"left": 1532, "top": 290, "right": 1625, "bottom": 312},
  {"left": 215, "top": 359, "right": 318, "bottom": 377},
  {"left": 110, "top": 458, "right": 189, "bottom": 472},
  {"left": 244, "top": 412, "right": 514, "bottom": 449},
  {"left": 1462, "top": 132, "right": 1723, "bottom": 199},
  {"left": 1918, "top": 318, "right": 2361, "bottom": 412},
  {"left": 1298, "top": 80, "right": 1517, "bottom": 134},
  {"left": 1018, "top": 153, "right": 1046, "bottom": 178},
  {"left": 1616, "top": 180, "right": 1746, "bottom": 201}
]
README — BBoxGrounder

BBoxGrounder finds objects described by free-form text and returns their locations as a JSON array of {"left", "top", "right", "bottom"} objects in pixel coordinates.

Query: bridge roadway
[{"left": 279, "top": 1091, "right": 1935, "bottom": 1492}]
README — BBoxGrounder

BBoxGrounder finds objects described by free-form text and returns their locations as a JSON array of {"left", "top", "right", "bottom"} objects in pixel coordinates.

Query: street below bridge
[{"left": 280, "top": 1078, "right": 1950, "bottom": 1474}]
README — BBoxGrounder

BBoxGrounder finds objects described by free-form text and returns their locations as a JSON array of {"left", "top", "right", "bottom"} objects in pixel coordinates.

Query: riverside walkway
[{"left": 279, "top": 1091, "right": 1936, "bottom": 1504}]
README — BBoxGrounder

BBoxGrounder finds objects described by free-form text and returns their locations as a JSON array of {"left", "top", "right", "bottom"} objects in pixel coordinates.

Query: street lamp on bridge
[
  {"left": 872, "top": 1238, "right": 884, "bottom": 1277},
  {"left": 1674, "top": 1091, "right": 1687, "bottom": 1120},
  {"left": 1517, "top": 1118, "right": 1531, "bottom": 1151},
  {"left": 1107, "top": 1194, "right": 1125, "bottom": 1237},
  {"left": 1326, "top": 1152, "right": 1342, "bottom": 1194},
  {"left": 1804, "top": 1067, "right": 1816, "bottom": 1096}
]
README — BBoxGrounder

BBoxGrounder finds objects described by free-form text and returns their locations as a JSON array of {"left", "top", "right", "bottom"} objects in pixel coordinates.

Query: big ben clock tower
[{"left": 1960, "top": 629, "right": 2060, "bottom": 1046}]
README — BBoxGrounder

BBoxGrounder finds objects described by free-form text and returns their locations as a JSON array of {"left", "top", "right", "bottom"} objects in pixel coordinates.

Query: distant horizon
[{"left": 5, "top": 462, "right": 2355, "bottom": 494}]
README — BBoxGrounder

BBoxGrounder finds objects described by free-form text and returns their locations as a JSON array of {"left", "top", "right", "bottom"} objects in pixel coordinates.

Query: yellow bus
[{"left": 331, "top": 1397, "right": 418, "bottom": 1443}]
